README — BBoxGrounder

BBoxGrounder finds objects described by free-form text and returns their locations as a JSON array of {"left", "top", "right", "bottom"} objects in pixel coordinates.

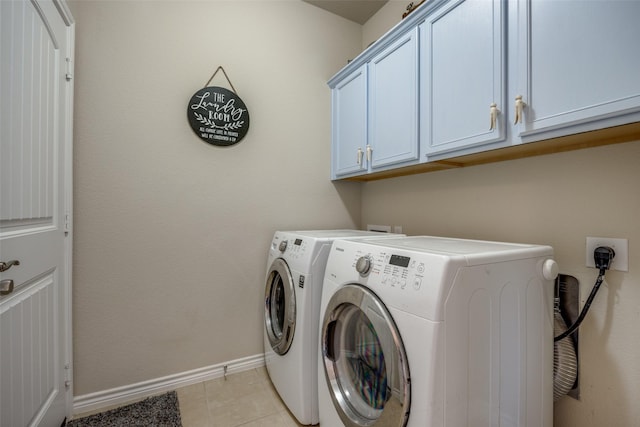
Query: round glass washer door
[
  {"left": 264, "top": 258, "right": 296, "bottom": 355},
  {"left": 321, "top": 284, "right": 410, "bottom": 427}
]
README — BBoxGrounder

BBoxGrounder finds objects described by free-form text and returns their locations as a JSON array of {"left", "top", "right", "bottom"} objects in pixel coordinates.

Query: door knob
[
  {"left": 0, "top": 260, "right": 20, "bottom": 272},
  {"left": 0, "top": 279, "right": 14, "bottom": 295}
]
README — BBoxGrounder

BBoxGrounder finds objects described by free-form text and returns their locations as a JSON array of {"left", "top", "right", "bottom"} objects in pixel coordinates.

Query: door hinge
[
  {"left": 64, "top": 363, "right": 72, "bottom": 389},
  {"left": 65, "top": 57, "right": 73, "bottom": 81},
  {"left": 64, "top": 213, "right": 71, "bottom": 233}
]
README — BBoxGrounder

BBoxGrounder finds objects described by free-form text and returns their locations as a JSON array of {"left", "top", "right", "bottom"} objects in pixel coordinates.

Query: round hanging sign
[{"left": 187, "top": 86, "right": 250, "bottom": 146}]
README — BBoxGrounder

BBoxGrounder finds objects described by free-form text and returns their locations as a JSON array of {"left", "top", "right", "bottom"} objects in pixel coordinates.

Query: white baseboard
[{"left": 72, "top": 353, "right": 265, "bottom": 415}]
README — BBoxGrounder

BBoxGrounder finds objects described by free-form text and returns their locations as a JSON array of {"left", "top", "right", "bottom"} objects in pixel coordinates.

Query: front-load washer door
[
  {"left": 321, "top": 284, "right": 410, "bottom": 427},
  {"left": 264, "top": 258, "right": 296, "bottom": 355}
]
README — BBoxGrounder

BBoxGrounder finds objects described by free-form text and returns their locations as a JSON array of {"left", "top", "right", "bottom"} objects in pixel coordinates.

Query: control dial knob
[
  {"left": 355, "top": 256, "right": 372, "bottom": 277},
  {"left": 278, "top": 240, "right": 288, "bottom": 252}
]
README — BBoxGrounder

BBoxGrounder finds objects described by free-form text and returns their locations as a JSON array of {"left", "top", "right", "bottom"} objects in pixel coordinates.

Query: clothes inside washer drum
[{"left": 347, "top": 315, "right": 389, "bottom": 410}]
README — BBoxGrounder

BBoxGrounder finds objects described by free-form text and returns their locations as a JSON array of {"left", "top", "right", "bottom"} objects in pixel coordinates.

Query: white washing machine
[
  {"left": 263, "top": 230, "right": 402, "bottom": 425},
  {"left": 318, "top": 236, "right": 558, "bottom": 427}
]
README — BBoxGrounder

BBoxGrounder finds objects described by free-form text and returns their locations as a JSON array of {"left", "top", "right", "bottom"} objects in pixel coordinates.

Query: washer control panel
[
  {"left": 287, "top": 238, "right": 308, "bottom": 259},
  {"left": 272, "top": 236, "right": 309, "bottom": 261},
  {"left": 332, "top": 244, "right": 450, "bottom": 319},
  {"left": 350, "top": 248, "right": 430, "bottom": 292}
]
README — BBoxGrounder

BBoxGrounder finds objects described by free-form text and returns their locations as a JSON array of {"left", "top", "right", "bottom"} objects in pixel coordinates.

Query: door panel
[
  {"left": 1, "top": 274, "right": 59, "bottom": 427},
  {"left": 421, "top": 0, "right": 506, "bottom": 156},
  {"left": 0, "top": 1, "right": 73, "bottom": 426},
  {"left": 1, "top": 1, "right": 58, "bottom": 223},
  {"left": 368, "top": 28, "right": 419, "bottom": 169},
  {"left": 516, "top": 0, "right": 640, "bottom": 136},
  {"left": 332, "top": 65, "right": 368, "bottom": 178}
]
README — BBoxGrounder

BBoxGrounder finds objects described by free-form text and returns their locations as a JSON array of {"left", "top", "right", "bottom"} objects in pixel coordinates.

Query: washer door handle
[{"left": 324, "top": 320, "right": 337, "bottom": 362}]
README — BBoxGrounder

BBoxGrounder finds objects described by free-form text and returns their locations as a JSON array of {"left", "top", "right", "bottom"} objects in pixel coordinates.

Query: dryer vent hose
[{"left": 553, "top": 306, "right": 578, "bottom": 401}]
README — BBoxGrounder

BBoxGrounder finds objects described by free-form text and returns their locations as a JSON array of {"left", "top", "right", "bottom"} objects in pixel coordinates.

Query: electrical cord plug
[
  {"left": 594, "top": 246, "right": 615, "bottom": 274},
  {"left": 554, "top": 246, "right": 615, "bottom": 342}
]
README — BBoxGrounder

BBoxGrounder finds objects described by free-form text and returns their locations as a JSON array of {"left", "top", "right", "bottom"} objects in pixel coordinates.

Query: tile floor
[{"left": 176, "top": 367, "right": 306, "bottom": 427}]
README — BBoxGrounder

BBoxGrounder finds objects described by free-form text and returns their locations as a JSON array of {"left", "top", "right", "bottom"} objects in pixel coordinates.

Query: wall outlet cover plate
[{"left": 585, "top": 237, "right": 628, "bottom": 272}]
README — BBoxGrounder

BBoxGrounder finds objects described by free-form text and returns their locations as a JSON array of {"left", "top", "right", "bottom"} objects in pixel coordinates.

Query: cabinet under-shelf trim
[{"left": 342, "top": 122, "right": 640, "bottom": 182}]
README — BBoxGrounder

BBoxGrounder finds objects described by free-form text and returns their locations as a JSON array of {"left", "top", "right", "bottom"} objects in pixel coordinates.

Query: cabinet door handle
[
  {"left": 489, "top": 103, "right": 499, "bottom": 130},
  {"left": 514, "top": 95, "right": 526, "bottom": 124},
  {"left": 366, "top": 145, "right": 373, "bottom": 163},
  {"left": 356, "top": 147, "right": 364, "bottom": 166}
]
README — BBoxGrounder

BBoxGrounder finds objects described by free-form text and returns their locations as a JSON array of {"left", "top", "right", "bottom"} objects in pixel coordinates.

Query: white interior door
[{"left": 0, "top": 0, "right": 74, "bottom": 426}]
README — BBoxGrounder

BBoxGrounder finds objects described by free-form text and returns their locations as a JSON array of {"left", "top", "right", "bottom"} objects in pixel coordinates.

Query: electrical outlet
[
  {"left": 367, "top": 224, "right": 391, "bottom": 233},
  {"left": 586, "top": 237, "right": 628, "bottom": 272}
]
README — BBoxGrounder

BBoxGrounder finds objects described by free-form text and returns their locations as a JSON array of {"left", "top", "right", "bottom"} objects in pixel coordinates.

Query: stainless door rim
[
  {"left": 321, "top": 283, "right": 411, "bottom": 427},
  {"left": 264, "top": 258, "right": 296, "bottom": 355}
]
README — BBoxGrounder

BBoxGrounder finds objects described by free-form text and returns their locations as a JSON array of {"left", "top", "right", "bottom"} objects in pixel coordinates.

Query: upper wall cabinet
[
  {"left": 331, "top": 64, "right": 368, "bottom": 177},
  {"left": 328, "top": 0, "right": 640, "bottom": 180},
  {"left": 420, "top": 0, "right": 507, "bottom": 158},
  {"left": 330, "top": 29, "right": 419, "bottom": 179},
  {"left": 368, "top": 28, "right": 420, "bottom": 171},
  {"left": 513, "top": 0, "right": 640, "bottom": 142}
]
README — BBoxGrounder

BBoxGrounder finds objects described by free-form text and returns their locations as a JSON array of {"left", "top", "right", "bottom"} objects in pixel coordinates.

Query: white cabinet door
[
  {"left": 421, "top": 0, "right": 506, "bottom": 157},
  {"left": 368, "top": 28, "right": 419, "bottom": 170},
  {"left": 331, "top": 65, "right": 368, "bottom": 178},
  {"left": 0, "top": 1, "right": 74, "bottom": 426},
  {"left": 514, "top": 0, "right": 640, "bottom": 140}
]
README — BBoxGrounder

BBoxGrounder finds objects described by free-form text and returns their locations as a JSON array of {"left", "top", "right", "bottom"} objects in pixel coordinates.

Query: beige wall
[
  {"left": 362, "top": 0, "right": 408, "bottom": 48},
  {"left": 69, "top": 0, "right": 362, "bottom": 395},
  {"left": 363, "top": 3, "right": 640, "bottom": 426}
]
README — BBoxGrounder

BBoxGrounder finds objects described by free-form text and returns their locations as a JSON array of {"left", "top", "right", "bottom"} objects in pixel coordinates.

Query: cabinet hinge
[{"left": 65, "top": 57, "right": 73, "bottom": 81}]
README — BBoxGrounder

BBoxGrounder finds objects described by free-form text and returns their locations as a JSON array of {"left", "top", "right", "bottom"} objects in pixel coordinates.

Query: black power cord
[{"left": 554, "top": 246, "right": 615, "bottom": 342}]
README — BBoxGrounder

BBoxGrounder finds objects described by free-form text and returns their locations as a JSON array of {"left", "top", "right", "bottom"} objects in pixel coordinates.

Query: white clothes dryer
[
  {"left": 318, "top": 236, "right": 558, "bottom": 427},
  {"left": 263, "top": 230, "right": 402, "bottom": 425}
]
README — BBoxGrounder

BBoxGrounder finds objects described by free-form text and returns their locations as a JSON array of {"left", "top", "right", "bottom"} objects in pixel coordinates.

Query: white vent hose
[{"left": 553, "top": 306, "right": 578, "bottom": 401}]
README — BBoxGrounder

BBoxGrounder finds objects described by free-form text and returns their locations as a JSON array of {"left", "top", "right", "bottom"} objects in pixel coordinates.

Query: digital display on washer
[
  {"left": 389, "top": 254, "right": 410, "bottom": 268},
  {"left": 294, "top": 238, "right": 303, "bottom": 246}
]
